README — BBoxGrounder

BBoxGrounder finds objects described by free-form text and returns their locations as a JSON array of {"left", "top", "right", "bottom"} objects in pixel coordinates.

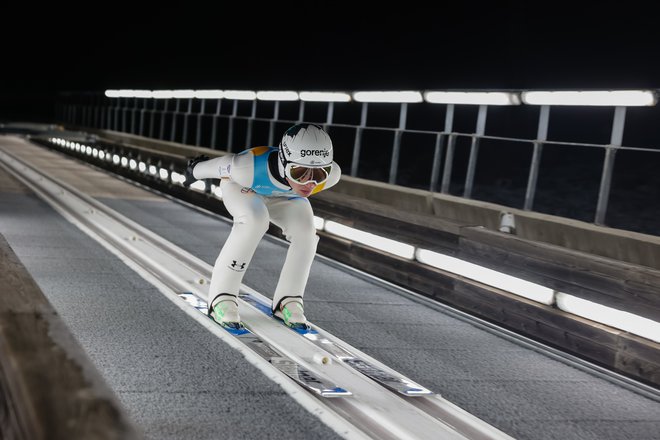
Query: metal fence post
[
  {"left": 182, "top": 98, "right": 192, "bottom": 144},
  {"left": 210, "top": 99, "right": 222, "bottom": 149},
  {"left": 463, "top": 104, "right": 488, "bottom": 198},
  {"left": 389, "top": 103, "right": 408, "bottom": 184},
  {"left": 130, "top": 98, "right": 138, "bottom": 134},
  {"left": 245, "top": 100, "right": 257, "bottom": 148},
  {"left": 148, "top": 99, "right": 156, "bottom": 138},
  {"left": 595, "top": 106, "right": 626, "bottom": 225},
  {"left": 196, "top": 99, "right": 206, "bottom": 146},
  {"left": 432, "top": 104, "right": 455, "bottom": 192},
  {"left": 324, "top": 102, "right": 335, "bottom": 132},
  {"left": 429, "top": 133, "right": 445, "bottom": 192},
  {"left": 351, "top": 102, "right": 369, "bottom": 177},
  {"left": 298, "top": 101, "right": 305, "bottom": 123},
  {"left": 170, "top": 99, "right": 180, "bottom": 142},
  {"left": 524, "top": 105, "right": 550, "bottom": 210},
  {"left": 159, "top": 99, "right": 168, "bottom": 140},
  {"left": 268, "top": 101, "right": 280, "bottom": 146},
  {"left": 114, "top": 99, "right": 121, "bottom": 131},
  {"left": 120, "top": 99, "right": 127, "bottom": 132},
  {"left": 227, "top": 100, "right": 238, "bottom": 153},
  {"left": 440, "top": 133, "right": 456, "bottom": 194},
  {"left": 139, "top": 98, "right": 147, "bottom": 136}
]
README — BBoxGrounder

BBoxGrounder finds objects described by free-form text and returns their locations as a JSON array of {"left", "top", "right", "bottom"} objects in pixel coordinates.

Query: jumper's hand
[{"left": 183, "top": 155, "right": 210, "bottom": 187}]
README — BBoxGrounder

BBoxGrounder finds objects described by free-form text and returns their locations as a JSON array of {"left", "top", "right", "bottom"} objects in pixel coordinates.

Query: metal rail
[{"left": 59, "top": 94, "right": 660, "bottom": 232}]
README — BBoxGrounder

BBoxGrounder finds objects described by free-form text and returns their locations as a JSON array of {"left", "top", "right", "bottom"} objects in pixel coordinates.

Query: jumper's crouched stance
[{"left": 184, "top": 123, "right": 341, "bottom": 331}]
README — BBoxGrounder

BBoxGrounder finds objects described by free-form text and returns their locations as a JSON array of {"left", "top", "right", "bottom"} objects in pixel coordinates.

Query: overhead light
[
  {"left": 151, "top": 90, "right": 176, "bottom": 99},
  {"left": 256, "top": 91, "right": 299, "bottom": 101},
  {"left": 521, "top": 90, "right": 657, "bottom": 106},
  {"left": 224, "top": 90, "right": 257, "bottom": 100},
  {"left": 104, "top": 89, "right": 138, "bottom": 98},
  {"left": 353, "top": 91, "right": 423, "bottom": 103},
  {"left": 193, "top": 90, "right": 224, "bottom": 99},
  {"left": 170, "top": 90, "right": 196, "bottom": 99},
  {"left": 556, "top": 292, "right": 660, "bottom": 343},
  {"left": 424, "top": 91, "right": 521, "bottom": 105},
  {"left": 131, "top": 90, "right": 153, "bottom": 98},
  {"left": 299, "top": 92, "right": 351, "bottom": 102},
  {"left": 105, "top": 90, "right": 121, "bottom": 98}
]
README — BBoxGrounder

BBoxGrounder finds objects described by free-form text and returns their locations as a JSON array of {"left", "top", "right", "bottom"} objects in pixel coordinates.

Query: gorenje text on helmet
[{"left": 299, "top": 149, "right": 330, "bottom": 158}]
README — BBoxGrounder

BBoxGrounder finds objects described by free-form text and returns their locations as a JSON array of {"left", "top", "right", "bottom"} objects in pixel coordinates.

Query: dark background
[
  {"left": 2, "top": 1, "right": 660, "bottom": 236},
  {"left": 2, "top": 1, "right": 660, "bottom": 122}
]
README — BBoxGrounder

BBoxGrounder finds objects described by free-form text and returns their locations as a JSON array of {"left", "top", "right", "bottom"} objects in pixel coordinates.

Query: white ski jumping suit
[{"left": 192, "top": 146, "right": 341, "bottom": 310}]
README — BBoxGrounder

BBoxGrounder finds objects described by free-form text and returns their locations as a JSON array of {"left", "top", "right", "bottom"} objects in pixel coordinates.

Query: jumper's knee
[
  {"left": 234, "top": 211, "right": 270, "bottom": 236},
  {"left": 288, "top": 227, "right": 319, "bottom": 252}
]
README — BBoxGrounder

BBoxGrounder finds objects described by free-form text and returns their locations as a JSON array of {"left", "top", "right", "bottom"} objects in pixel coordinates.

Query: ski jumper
[{"left": 192, "top": 146, "right": 341, "bottom": 310}]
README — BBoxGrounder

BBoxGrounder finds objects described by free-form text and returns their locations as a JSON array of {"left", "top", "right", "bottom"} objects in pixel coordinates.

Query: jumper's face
[{"left": 287, "top": 178, "right": 317, "bottom": 198}]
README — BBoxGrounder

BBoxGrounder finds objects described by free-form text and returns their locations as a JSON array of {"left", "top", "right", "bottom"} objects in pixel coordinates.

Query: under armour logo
[{"left": 231, "top": 260, "right": 246, "bottom": 269}]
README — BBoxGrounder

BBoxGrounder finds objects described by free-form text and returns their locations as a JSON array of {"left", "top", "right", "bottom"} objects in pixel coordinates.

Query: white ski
[
  {"left": 179, "top": 293, "right": 351, "bottom": 398},
  {"left": 239, "top": 292, "right": 433, "bottom": 396}
]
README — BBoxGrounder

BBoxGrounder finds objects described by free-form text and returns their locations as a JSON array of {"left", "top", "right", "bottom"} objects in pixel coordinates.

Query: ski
[
  {"left": 239, "top": 292, "right": 433, "bottom": 396},
  {"left": 179, "top": 292, "right": 351, "bottom": 398}
]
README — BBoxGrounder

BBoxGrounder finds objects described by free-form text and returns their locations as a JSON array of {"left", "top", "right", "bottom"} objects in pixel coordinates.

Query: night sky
[{"left": 2, "top": 1, "right": 660, "bottom": 121}]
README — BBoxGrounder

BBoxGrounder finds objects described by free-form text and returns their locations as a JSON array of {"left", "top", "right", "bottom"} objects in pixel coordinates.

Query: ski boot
[
  {"left": 273, "top": 296, "right": 310, "bottom": 331},
  {"left": 208, "top": 294, "right": 244, "bottom": 331}
]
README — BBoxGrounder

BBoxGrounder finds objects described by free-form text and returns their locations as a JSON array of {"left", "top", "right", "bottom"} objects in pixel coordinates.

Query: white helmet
[{"left": 278, "top": 123, "right": 333, "bottom": 168}]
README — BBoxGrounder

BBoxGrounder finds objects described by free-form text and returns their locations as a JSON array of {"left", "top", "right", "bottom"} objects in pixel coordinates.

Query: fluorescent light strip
[
  {"left": 105, "top": 89, "right": 134, "bottom": 98},
  {"left": 321, "top": 221, "right": 659, "bottom": 342},
  {"left": 170, "top": 171, "right": 185, "bottom": 184},
  {"left": 224, "top": 90, "right": 257, "bottom": 100},
  {"left": 324, "top": 221, "right": 415, "bottom": 259},
  {"left": 152, "top": 90, "right": 176, "bottom": 99},
  {"left": 300, "top": 92, "right": 351, "bottom": 102},
  {"left": 193, "top": 90, "right": 224, "bottom": 99},
  {"left": 313, "top": 216, "right": 325, "bottom": 230},
  {"left": 132, "top": 90, "right": 153, "bottom": 98},
  {"left": 353, "top": 91, "right": 423, "bottom": 103},
  {"left": 521, "top": 90, "right": 657, "bottom": 106},
  {"left": 415, "top": 249, "right": 555, "bottom": 304},
  {"left": 424, "top": 91, "right": 521, "bottom": 105},
  {"left": 556, "top": 293, "right": 660, "bottom": 343},
  {"left": 104, "top": 89, "right": 153, "bottom": 98},
  {"left": 256, "top": 91, "right": 299, "bottom": 101},
  {"left": 190, "top": 181, "right": 206, "bottom": 191},
  {"left": 171, "top": 90, "right": 196, "bottom": 99}
]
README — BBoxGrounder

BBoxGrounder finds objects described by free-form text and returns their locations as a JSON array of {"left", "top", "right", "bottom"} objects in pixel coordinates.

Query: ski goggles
[{"left": 284, "top": 163, "right": 332, "bottom": 185}]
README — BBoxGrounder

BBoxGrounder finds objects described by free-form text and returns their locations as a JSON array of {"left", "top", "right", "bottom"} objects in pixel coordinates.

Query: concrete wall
[
  {"left": 331, "top": 176, "right": 660, "bottom": 270},
  {"left": 0, "top": 234, "right": 142, "bottom": 440}
]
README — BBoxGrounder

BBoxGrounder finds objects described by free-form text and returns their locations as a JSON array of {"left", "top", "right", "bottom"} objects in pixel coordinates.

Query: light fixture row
[{"left": 104, "top": 89, "right": 658, "bottom": 107}]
